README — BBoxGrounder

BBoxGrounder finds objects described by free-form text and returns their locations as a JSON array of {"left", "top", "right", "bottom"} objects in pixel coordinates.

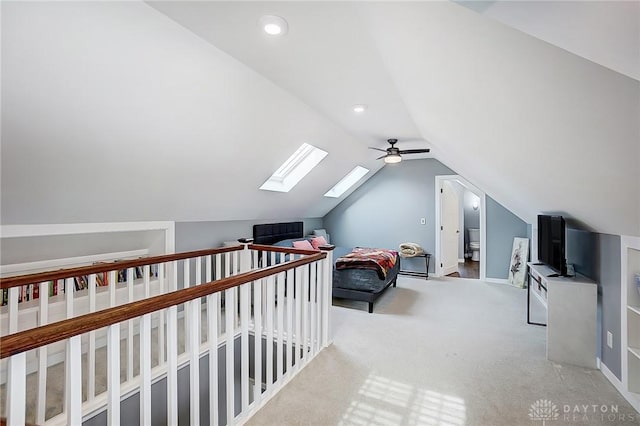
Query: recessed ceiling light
[
  {"left": 352, "top": 104, "right": 367, "bottom": 113},
  {"left": 259, "top": 15, "right": 288, "bottom": 36}
]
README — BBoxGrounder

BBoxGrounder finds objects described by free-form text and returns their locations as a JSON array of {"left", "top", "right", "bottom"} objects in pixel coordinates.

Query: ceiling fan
[{"left": 369, "top": 139, "right": 431, "bottom": 164}]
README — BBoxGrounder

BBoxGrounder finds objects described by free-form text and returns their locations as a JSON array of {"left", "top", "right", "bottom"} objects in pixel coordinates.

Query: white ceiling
[
  {"left": 456, "top": 1, "right": 640, "bottom": 81},
  {"left": 148, "top": 1, "right": 640, "bottom": 235},
  {"left": 2, "top": 1, "right": 639, "bottom": 236},
  {"left": 147, "top": 1, "right": 424, "bottom": 150}
]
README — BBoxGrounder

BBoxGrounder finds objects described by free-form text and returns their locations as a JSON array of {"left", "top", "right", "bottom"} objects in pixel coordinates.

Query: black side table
[{"left": 399, "top": 253, "right": 431, "bottom": 280}]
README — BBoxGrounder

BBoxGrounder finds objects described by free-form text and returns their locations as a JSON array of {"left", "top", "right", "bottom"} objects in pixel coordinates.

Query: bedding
[
  {"left": 399, "top": 242, "right": 424, "bottom": 257},
  {"left": 253, "top": 222, "right": 400, "bottom": 313},
  {"left": 336, "top": 248, "right": 398, "bottom": 279}
]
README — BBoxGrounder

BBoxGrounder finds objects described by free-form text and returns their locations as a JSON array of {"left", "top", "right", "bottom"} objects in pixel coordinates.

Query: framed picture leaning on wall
[{"left": 508, "top": 237, "right": 529, "bottom": 288}]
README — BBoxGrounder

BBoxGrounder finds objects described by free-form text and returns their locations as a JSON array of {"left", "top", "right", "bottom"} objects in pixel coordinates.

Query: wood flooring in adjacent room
[
  {"left": 447, "top": 259, "right": 480, "bottom": 279},
  {"left": 248, "top": 276, "right": 638, "bottom": 426}
]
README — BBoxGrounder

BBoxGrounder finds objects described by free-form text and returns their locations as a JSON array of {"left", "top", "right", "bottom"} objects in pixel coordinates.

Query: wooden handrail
[
  {"left": 0, "top": 251, "right": 327, "bottom": 359},
  {"left": 0, "top": 245, "right": 244, "bottom": 289}
]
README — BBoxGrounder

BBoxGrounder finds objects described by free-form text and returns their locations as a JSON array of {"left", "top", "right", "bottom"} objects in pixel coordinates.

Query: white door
[{"left": 441, "top": 181, "right": 460, "bottom": 275}]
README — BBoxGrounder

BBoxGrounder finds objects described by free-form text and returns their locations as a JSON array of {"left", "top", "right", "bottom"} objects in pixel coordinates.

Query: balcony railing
[{"left": 0, "top": 241, "right": 334, "bottom": 425}]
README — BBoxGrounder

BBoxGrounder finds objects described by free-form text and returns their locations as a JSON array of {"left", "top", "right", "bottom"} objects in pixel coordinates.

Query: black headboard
[{"left": 253, "top": 222, "right": 304, "bottom": 245}]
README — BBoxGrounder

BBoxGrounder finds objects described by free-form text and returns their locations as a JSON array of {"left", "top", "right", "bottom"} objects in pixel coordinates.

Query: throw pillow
[
  {"left": 292, "top": 239, "right": 315, "bottom": 251},
  {"left": 311, "top": 236, "right": 328, "bottom": 249}
]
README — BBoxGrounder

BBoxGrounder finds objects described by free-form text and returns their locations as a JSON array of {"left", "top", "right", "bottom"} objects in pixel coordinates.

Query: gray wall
[
  {"left": 323, "top": 159, "right": 454, "bottom": 273},
  {"left": 0, "top": 230, "right": 169, "bottom": 266},
  {"left": 175, "top": 218, "right": 323, "bottom": 252},
  {"left": 485, "top": 195, "right": 528, "bottom": 279},
  {"left": 595, "top": 233, "right": 622, "bottom": 380},
  {"left": 566, "top": 230, "right": 622, "bottom": 380}
]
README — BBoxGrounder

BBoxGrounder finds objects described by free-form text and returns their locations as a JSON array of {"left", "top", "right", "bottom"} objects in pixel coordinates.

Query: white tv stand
[{"left": 527, "top": 262, "right": 597, "bottom": 368}]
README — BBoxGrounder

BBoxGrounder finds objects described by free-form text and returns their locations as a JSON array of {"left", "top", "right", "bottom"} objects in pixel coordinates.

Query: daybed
[{"left": 252, "top": 222, "right": 400, "bottom": 313}]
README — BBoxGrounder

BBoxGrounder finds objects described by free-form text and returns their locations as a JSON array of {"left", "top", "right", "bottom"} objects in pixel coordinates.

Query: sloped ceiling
[
  {"left": 456, "top": 1, "right": 640, "bottom": 81},
  {"left": 2, "top": 1, "right": 639, "bottom": 237}
]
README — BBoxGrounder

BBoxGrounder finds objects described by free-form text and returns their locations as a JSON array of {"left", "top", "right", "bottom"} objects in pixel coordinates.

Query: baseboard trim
[
  {"left": 458, "top": 258, "right": 465, "bottom": 263},
  {"left": 599, "top": 358, "right": 640, "bottom": 414},
  {"left": 483, "top": 278, "right": 509, "bottom": 285}
]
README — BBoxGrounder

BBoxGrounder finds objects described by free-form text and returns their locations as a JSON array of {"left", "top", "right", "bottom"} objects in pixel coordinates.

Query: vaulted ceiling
[{"left": 1, "top": 1, "right": 638, "bottom": 236}]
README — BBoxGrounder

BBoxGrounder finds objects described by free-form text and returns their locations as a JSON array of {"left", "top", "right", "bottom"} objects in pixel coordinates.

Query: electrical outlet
[
  {"left": 420, "top": 218, "right": 426, "bottom": 225},
  {"left": 607, "top": 331, "right": 613, "bottom": 349}
]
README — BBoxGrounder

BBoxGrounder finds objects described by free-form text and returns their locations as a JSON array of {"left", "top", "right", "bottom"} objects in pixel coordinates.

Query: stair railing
[{"left": 0, "top": 241, "right": 334, "bottom": 426}]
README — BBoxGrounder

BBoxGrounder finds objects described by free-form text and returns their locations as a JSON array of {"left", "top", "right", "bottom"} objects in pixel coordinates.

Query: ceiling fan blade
[
  {"left": 376, "top": 154, "right": 387, "bottom": 160},
  {"left": 369, "top": 147, "right": 388, "bottom": 152},
  {"left": 398, "top": 149, "right": 431, "bottom": 154}
]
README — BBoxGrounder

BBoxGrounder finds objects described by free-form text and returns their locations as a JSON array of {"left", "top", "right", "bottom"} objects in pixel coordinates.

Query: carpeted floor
[{"left": 248, "top": 276, "right": 639, "bottom": 426}]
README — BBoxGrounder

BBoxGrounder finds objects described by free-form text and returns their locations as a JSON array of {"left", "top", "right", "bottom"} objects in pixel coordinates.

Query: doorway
[{"left": 435, "top": 175, "right": 486, "bottom": 280}]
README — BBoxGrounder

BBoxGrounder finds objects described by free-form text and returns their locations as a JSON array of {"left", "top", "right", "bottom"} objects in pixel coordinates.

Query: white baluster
[
  {"left": 167, "top": 259, "right": 179, "bottom": 424},
  {"left": 66, "top": 335, "right": 82, "bottom": 426},
  {"left": 321, "top": 255, "right": 332, "bottom": 346},
  {"left": 141, "top": 265, "right": 152, "bottom": 426},
  {"left": 189, "top": 257, "right": 200, "bottom": 425},
  {"left": 109, "top": 270, "right": 117, "bottom": 307},
  {"left": 295, "top": 267, "right": 302, "bottom": 371},
  {"left": 265, "top": 276, "right": 274, "bottom": 391},
  {"left": 316, "top": 261, "right": 323, "bottom": 353},
  {"left": 309, "top": 263, "right": 316, "bottom": 357},
  {"left": 184, "top": 259, "right": 191, "bottom": 354},
  {"left": 36, "top": 281, "right": 49, "bottom": 425},
  {"left": 65, "top": 277, "right": 74, "bottom": 318},
  {"left": 225, "top": 252, "right": 231, "bottom": 278},
  {"left": 276, "top": 269, "right": 285, "bottom": 381},
  {"left": 6, "top": 352, "right": 26, "bottom": 426},
  {"left": 253, "top": 280, "right": 263, "bottom": 404},
  {"left": 216, "top": 254, "right": 223, "bottom": 332},
  {"left": 240, "top": 282, "right": 250, "bottom": 413},
  {"left": 6, "top": 286, "right": 25, "bottom": 426},
  {"left": 158, "top": 264, "right": 166, "bottom": 365},
  {"left": 140, "top": 312, "right": 152, "bottom": 426},
  {"left": 233, "top": 250, "right": 239, "bottom": 275},
  {"left": 206, "top": 255, "right": 219, "bottom": 426},
  {"left": 88, "top": 274, "right": 97, "bottom": 401},
  {"left": 225, "top": 287, "right": 236, "bottom": 424},
  {"left": 127, "top": 268, "right": 134, "bottom": 381},
  {"left": 286, "top": 269, "right": 293, "bottom": 374},
  {"left": 107, "top": 323, "right": 121, "bottom": 425},
  {"left": 302, "top": 264, "right": 309, "bottom": 365},
  {"left": 252, "top": 249, "right": 258, "bottom": 270}
]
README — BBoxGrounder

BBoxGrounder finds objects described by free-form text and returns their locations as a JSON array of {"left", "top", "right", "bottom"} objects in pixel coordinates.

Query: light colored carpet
[{"left": 247, "top": 276, "right": 639, "bottom": 426}]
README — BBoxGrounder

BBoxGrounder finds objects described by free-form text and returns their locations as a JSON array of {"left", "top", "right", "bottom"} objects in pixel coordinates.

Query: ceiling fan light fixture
[
  {"left": 260, "top": 15, "right": 288, "bottom": 36},
  {"left": 384, "top": 154, "right": 402, "bottom": 164}
]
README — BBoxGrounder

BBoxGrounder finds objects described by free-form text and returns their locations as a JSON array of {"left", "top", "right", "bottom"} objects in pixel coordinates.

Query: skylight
[
  {"left": 260, "top": 143, "right": 328, "bottom": 192},
  {"left": 324, "top": 166, "right": 369, "bottom": 198}
]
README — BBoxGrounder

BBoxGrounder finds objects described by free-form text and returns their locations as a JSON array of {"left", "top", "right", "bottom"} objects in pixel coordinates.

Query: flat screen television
[{"left": 538, "top": 215, "right": 567, "bottom": 276}]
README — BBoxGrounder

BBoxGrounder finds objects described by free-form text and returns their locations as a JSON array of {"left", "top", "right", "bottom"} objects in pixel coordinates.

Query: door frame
[{"left": 435, "top": 175, "right": 486, "bottom": 280}]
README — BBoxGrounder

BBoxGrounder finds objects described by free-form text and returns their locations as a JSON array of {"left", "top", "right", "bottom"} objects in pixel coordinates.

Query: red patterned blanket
[{"left": 336, "top": 247, "right": 398, "bottom": 279}]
